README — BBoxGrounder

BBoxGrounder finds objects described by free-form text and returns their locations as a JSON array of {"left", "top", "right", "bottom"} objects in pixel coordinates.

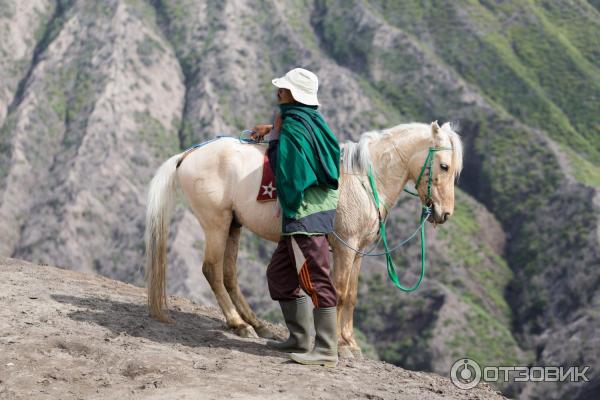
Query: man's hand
[{"left": 250, "top": 124, "right": 273, "bottom": 141}]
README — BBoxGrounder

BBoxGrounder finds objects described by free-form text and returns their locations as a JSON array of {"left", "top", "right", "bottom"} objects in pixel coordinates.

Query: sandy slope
[{"left": 0, "top": 258, "right": 504, "bottom": 400}]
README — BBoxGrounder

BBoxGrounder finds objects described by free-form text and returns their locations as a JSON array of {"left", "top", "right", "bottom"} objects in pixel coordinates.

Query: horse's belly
[
  {"left": 236, "top": 201, "right": 282, "bottom": 242},
  {"left": 224, "top": 144, "right": 281, "bottom": 242}
]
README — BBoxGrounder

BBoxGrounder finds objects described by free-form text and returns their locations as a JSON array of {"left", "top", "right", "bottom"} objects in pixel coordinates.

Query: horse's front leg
[
  {"left": 341, "top": 255, "right": 364, "bottom": 358},
  {"left": 331, "top": 241, "right": 358, "bottom": 359}
]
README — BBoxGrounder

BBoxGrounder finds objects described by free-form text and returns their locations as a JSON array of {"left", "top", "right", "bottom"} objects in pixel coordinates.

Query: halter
[{"left": 404, "top": 146, "right": 454, "bottom": 205}]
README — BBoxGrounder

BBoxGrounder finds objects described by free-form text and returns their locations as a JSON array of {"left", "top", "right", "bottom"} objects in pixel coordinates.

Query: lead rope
[{"left": 367, "top": 164, "right": 431, "bottom": 292}]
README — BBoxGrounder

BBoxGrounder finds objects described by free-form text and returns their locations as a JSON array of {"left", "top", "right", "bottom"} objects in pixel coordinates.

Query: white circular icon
[{"left": 450, "top": 358, "right": 482, "bottom": 390}]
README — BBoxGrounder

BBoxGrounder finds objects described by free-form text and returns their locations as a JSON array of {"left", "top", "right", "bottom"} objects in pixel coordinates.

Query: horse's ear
[{"left": 431, "top": 120, "right": 441, "bottom": 140}]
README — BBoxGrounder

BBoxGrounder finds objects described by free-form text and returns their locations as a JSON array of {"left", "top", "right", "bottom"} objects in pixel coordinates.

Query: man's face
[{"left": 277, "top": 88, "right": 295, "bottom": 104}]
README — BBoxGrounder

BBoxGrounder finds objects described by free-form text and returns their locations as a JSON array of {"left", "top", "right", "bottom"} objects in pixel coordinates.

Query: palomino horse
[{"left": 145, "top": 121, "right": 463, "bottom": 357}]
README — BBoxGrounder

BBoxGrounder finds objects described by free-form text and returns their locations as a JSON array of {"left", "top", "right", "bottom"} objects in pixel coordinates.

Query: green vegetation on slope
[
  {"left": 366, "top": 0, "right": 600, "bottom": 163},
  {"left": 563, "top": 145, "right": 600, "bottom": 188},
  {"left": 437, "top": 192, "right": 523, "bottom": 367},
  {"left": 356, "top": 272, "right": 441, "bottom": 371}
]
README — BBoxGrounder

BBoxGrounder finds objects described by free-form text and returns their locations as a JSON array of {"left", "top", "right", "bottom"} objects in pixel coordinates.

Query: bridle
[
  {"left": 404, "top": 146, "right": 454, "bottom": 208},
  {"left": 388, "top": 138, "right": 454, "bottom": 207}
]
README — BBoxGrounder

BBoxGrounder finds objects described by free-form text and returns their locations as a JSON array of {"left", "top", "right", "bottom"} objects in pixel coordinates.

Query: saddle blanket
[{"left": 257, "top": 153, "right": 277, "bottom": 202}]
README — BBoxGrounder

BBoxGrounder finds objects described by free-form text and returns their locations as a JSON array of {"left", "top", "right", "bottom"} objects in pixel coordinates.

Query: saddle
[{"left": 257, "top": 142, "right": 278, "bottom": 202}]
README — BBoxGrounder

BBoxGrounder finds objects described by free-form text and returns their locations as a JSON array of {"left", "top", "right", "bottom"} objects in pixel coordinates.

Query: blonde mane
[
  {"left": 341, "top": 122, "right": 463, "bottom": 179},
  {"left": 341, "top": 130, "right": 379, "bottom": 175}
]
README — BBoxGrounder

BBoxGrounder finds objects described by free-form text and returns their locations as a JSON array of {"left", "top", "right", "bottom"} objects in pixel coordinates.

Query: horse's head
[{"left": 409, "top": 121, "right": 463, "bottom": 225}]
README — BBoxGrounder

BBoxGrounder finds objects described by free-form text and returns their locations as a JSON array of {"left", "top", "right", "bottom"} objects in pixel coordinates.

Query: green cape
[{"left": 275, "top": 103, "right": 340, "bottom": 218}]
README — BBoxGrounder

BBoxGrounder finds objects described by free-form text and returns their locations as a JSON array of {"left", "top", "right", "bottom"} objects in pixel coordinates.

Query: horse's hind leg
[
  {"left": 222, "top": 225, "right": 275, "bottom": 339},
  {"left": 202, "top": 226, "right": 257, "bottom": 338}
]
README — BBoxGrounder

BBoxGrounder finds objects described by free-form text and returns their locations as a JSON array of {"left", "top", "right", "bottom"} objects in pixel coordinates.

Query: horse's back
[
  {"left": 175, "top": 138, "right": 280, "bottom": 240},
  {"left": 176, "top": 138, "right": 262, "bottom": 207}
]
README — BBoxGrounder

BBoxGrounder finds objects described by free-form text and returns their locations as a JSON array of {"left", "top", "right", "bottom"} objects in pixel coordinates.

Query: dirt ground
[{"left": 0, "top": 258, "right": 506, "bottom": 399}]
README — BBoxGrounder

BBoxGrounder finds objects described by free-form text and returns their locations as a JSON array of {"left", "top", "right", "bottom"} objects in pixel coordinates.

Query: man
[{"left": 251, "top": 68, "right": 340, "bottom": 367}]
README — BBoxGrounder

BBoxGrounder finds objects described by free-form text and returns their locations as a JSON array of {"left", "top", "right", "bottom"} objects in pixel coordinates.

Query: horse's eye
[{"left": 440, "top": 163, "right": 449, "bottom": 172}]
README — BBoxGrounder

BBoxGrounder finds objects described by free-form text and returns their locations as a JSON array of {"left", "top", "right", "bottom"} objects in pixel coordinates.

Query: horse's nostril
[{"left": 443, "top": 212, "right": 450, "bottom": 221}]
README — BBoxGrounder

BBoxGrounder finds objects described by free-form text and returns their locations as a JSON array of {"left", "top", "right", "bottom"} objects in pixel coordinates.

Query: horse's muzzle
[{"left": 428, "top": 203, "right": 450, "bottom": 225}]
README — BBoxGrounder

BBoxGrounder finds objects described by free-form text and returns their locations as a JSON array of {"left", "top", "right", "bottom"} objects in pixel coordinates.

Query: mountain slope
[
  {"left": 0, "top": 1, "right": 598, "bottom": 399},
  {"left": 0, "top": 258, "right": 507, "bottom": 400}
]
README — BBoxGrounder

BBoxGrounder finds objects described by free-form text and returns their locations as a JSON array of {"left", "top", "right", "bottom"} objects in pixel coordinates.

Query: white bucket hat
[{"left": 272, "top": 68, "right": 320, "bottom": 106}]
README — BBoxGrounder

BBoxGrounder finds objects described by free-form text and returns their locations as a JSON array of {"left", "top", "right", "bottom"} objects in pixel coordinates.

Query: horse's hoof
[
  {"left": 350, "top": 347, "right": 364, "bottom": 360},
  {"left": 254, "top": 325, "right": 276, "bottom": 339},
  {"left": 234, "top": 325, "right": 258, "bottom": 338},
  {"left": 338, "top": 345, "right": 355, "bottom": 360},
  {"left": 150, "top": 313, "right": 174, "bottom": 324}
]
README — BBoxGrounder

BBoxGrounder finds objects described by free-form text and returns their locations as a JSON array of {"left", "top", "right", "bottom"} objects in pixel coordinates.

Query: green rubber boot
[
  {"left": 290, "top": 307, "right": 338, "bottom": 368},
  {"left": 266, "top": 296, "right": 312, "bottom": 353}
]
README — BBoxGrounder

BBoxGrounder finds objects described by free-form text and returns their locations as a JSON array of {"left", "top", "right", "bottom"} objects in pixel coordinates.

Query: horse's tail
[{"left": 145, "top": 153, "right": 181, "bottom": 322}]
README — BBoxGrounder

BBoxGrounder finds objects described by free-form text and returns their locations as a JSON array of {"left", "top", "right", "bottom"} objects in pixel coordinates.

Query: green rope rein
[{"left": 366, "top": 146, "right": 452, "bottom": 292}]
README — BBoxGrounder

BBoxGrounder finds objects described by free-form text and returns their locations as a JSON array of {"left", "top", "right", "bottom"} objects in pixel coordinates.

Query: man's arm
[
  {"left": 250, "top": 113, "right": 283, "bottom": 141},
  {"left": 250, "top": 124, "right": 272, "bottom": 141}
]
